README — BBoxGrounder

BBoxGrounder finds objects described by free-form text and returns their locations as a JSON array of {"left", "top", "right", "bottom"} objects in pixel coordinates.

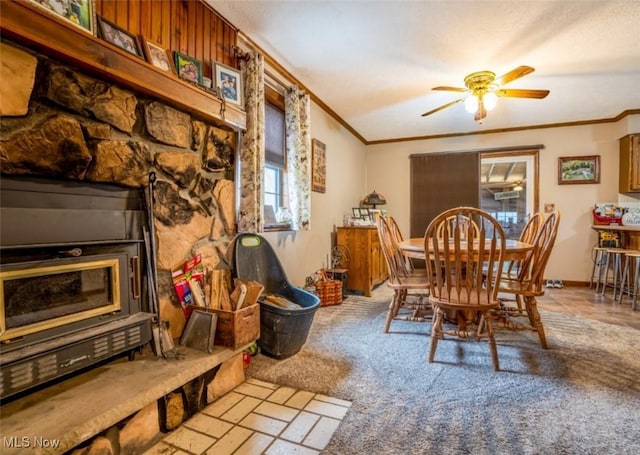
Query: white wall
[
  {"left": 365, "top": 115, "right": 640, "bottom": 283},
  {"left": 262, "top": 102, "right": 367, "bottom": 286}
]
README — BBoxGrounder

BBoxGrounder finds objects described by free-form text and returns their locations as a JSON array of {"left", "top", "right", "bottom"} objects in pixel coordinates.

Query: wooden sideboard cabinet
[
  {"left": 619, "top": 134, "right": 640, "bottom": 193},
  {"left": 336, "top": 226, "right": 388, "bottom": 297}
]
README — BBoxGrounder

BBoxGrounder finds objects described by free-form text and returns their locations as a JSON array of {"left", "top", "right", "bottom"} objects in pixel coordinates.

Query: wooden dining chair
[
  {"left": 503, "top": 211, "right": 545, "bottom": 280},
  {"left": 387, "top": 215, "right": 416, "bottom": 273},
  {"left": 375, "top": 215, "right": 431, "bottom": 333},
  {"left": 436, "top": 214, "right": 480, "bottom": 240},
  {"left": 495, "top": 210, "right": 561, "bottom": 349},
  {"left": 424, "top": 207, "right": 506, "bottom": 371}
]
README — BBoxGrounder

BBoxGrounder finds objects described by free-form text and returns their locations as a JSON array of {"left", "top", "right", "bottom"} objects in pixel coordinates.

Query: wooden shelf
[{"left": 0, "top": 1, "right": 246, "bottom": 131}]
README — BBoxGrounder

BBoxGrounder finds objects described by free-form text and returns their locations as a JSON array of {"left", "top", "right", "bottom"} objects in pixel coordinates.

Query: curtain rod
[{"left": 409, "top": 144, "right": 545, "bottom": 158}]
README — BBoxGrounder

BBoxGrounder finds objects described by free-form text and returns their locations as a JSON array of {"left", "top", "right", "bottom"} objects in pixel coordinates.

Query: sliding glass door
[{"left": 480, "top": 151, "right": 538, "bottom": 240}]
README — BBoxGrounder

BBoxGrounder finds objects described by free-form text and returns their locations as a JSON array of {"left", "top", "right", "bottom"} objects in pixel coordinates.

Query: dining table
[
  {"left": 399, "top": 237, "right": 534, "bottom": 262},
  {"left": 398, "top": 237, "right": 535, "bottom": 331}
]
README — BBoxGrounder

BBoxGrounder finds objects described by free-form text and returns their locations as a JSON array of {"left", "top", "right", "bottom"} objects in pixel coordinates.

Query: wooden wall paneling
[
  {"left": 159, "top": 0, "right": 171, "bottom": 47},
  {"left": 80, "top": 1, "right": 238, "bottom": 78},
  {"left": 97, "top": 0, "right": 116, "bottom": 23},
  {"left": 173, "top": 0, "right": 188, "bottom": 54},
  {"left": 128, "top": 0, "right": 141, "bottom": 35},
  {"left": 187, "top": 0, "right": 197, "bottom": 57},
  {"left": 139, "top": 0, "right": 153, "bottom": 41},
  {"left": 224, "top": 26, "right": 233, "bottom": 66},
  {"left": 215, "top": 16, "right": 225, "bottom": 63},
  {"left": 203, "top": 12, "right": 212, "bottom": 72},
  {"left": 114, "top": 0, "right": 129, "bottom": 29},
  {"left": 195, "top": 2, "right": 205, "bottom": 76}
]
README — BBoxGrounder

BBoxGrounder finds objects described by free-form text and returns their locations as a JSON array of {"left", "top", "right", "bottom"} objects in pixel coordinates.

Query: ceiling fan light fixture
[
  {"left": 484, "top": 91, "right": 498, "bottom": 110},
  {"left": 464, "top": 94, "right": 479, "bottom": 113}
]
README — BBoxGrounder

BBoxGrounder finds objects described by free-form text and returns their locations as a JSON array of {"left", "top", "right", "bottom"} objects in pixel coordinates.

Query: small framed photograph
[
  {"left": 352, "top": 208, "right": 361, "bottom": 218},
  {"left": 558, "top": 155, "right": 600, "bottom": 185},
  {"left": 96, "top": 16, "right": 143, "bottom": 59},
  {"left": 312, "top": 139, "right": 326, "bottom": 193},
  {"left": 214, "top": 62, "right": 243, "bottom": 106},
  {"left": 25, "top": 0, "right": 96, "bottom": 35},
  {"left": 174, "top": 51, "right": 203, "bottom": 85},
  {"left": 140, "top": 37, "right": 175, "bottom": 74},
  {"left": 359, "top": 208, "right": 371, "bottom": 220}
]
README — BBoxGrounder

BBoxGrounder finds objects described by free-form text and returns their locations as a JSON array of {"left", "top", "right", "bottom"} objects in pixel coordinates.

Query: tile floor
[{"left": 144, "top": 378, "right": 352, "bottom": 455}]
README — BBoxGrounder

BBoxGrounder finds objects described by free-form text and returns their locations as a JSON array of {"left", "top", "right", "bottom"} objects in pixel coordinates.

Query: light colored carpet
[{"left": 247, "top": 289, "right": 640, "bottom": 454}]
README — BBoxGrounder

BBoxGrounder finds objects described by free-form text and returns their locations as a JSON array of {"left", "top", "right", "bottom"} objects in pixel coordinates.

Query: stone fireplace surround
[{"left": 1, "top": 41, "right": 247, "bottom": 453}]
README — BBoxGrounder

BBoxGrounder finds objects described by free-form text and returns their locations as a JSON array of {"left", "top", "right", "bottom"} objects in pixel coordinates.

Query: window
[
  {"left": 480, "top": 151, "right": 539, "bottom": 240},
  {"left": 263, "top": 88, "right": 288, "bottom": 228},
  {"left": 409, "top": 147, "right": 539, "bottom": 240}
]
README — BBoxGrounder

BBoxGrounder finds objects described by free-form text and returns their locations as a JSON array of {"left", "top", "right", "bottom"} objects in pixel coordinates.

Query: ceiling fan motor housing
[{"left": 464, "top": 71, "right": 497, "bottom": 95}]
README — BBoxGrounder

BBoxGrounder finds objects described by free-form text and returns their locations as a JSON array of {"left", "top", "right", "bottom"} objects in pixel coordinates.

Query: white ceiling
[{"left": 210, "top": 0, "right": 640, "bottom": 143}]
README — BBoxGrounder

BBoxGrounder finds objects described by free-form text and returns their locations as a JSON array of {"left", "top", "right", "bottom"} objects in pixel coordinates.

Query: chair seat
[
  {"left": 387, "top": 269, "right": 431, "bottom": 289},
  {"left": 429, "top": 290, "right": 500, "bottom": 311},
  {"left": 498, "top": 277, "right": 545, "bottom": 297}
]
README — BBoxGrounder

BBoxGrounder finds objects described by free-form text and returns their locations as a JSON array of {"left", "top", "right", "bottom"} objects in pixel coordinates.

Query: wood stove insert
[{"left": 0, "top": 176, "right": 153, "bottom": 400}]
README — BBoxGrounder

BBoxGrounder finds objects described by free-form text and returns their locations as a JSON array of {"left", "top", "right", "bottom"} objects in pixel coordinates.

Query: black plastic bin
[{"left": 231, "top": 234, "right": 320, "bottom": 359}]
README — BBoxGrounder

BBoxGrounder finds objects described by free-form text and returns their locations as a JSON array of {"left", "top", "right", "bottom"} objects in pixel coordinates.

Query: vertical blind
[{"left": 409, "top": 152, "right": 480, "bottom": 237}]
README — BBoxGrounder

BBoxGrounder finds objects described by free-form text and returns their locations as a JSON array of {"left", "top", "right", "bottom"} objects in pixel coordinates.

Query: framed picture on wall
[
  {"left": 140, "top": 37, "right": 175, "bottom": 74},
  {"left": 558, "top": 155, "right": 600, "bottom": 184},
  {"left": 174, "top": 52, "right": 203, "bottom": 85},
  {"left": 312, "top": 139, "right": 327, "bottom": 193},
  {"left": 214, "top": 62, "right": 243, "bottom": 106},
  {"left": 96, "top": 16, "right": 143, "bottom": 59},
  {"left": 25, "top": 0, "right": 96, "bottom": 35}
]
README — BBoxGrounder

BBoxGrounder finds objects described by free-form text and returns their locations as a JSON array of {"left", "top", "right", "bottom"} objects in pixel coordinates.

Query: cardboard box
[{"left": 196, "top": 303, "right": 260, "bottom": 350}]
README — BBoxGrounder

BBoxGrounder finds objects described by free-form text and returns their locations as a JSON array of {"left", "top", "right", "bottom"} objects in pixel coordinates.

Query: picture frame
[
  {"left": 25, "top": 0, "right": 96, "bottom": 35},
  {"left": 311, "top": 139, "right": 327, "bottom": 193},
  {"left": 352, "top": 208, "right": 361, "bottom": 218},
  {"left": 174, "top": 51, "right": 203, "bottom": 85},
  {"left": 140, "top": 37, "right": 175, "bottom": 74},
  {"left": 96, "top": 16, "right": 143, "bottom": 59},
  {"left": 214, "top": 62, "right": 243, "bottom": 106},
  {"left": 558, "top": 155, "right": 600, "bottom": 185}
]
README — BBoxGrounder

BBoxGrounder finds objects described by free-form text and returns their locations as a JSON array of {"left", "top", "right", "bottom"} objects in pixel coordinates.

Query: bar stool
[
  {"left": 590, "top": 246, "right": 608, "bottom": 290},
  {"left": 618, "top": 250, "right": 640, "bottom": 310},
  {"left": 600, "top": 248, "right": 627, "bottom": 297}
]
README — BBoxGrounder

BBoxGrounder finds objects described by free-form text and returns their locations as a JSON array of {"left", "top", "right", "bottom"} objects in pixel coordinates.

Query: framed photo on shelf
[
  {"left": 140, "top": 37, "right": 175, "bottom": 74},
  {"left": 311, "top": 139, "right": 326, "bottom": 193},
  {"left": 96, "top": 16, "right": 143, "bottom": 59},
  {"left": 214, "top": 62, "right": 243, "bottom": 106},
  {"left": 558, "top": 155, "right": 600, "bottom": 185},
  {"left": 174, "top": 52, "right": 203, "bottom": 85},
  {"left": 25, "top": 0, "right": 96, "bottom": 35}
]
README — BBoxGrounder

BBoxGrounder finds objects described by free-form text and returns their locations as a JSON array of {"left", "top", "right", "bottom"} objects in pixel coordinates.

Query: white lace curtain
[{"left": 237, "top": 53, "right": 311, "bottom": 233}]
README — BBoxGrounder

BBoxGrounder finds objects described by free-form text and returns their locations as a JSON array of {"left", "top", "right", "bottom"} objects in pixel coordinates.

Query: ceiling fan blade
[
  {"left": 498, "top": 88, "right": 550, "bottom": 99},
  {"left": 421, "top": 98, "right": 464, "bottom": 117},
  {"left": 495, "top": 66, "right": 535, "bottom": 86},
  {"left": 432, "top": 86, "right": 466, "bottom": 92}
]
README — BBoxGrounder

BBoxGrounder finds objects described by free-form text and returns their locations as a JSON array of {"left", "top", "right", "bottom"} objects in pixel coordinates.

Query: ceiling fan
[{"left": 421, "top": 66, "right": 550, "bottom": 122}]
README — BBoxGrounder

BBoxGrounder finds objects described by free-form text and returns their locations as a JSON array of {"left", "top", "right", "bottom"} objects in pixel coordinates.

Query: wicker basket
[{"left": 314, "top": 279, "right": 343, "bottom": 306}]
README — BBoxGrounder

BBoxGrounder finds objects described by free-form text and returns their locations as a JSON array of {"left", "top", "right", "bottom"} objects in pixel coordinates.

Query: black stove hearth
[{"left": 0, "top": 176, "right": 153, "bottom": 400}]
